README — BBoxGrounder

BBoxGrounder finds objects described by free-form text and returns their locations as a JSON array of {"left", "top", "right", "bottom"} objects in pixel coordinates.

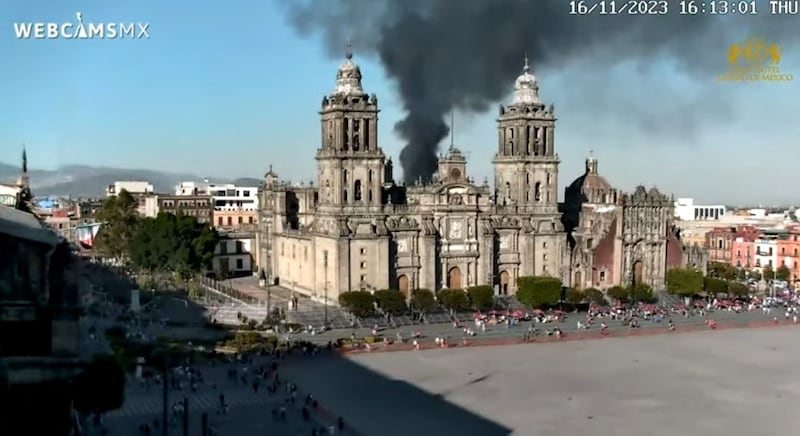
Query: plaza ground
[{"left": 281, "top": 325, "right": 800, "bottom": 436}]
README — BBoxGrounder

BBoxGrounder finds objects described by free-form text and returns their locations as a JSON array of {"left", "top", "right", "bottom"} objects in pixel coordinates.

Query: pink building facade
[{"left": 731, "top": 236, "right": 756, "bottom": 269}]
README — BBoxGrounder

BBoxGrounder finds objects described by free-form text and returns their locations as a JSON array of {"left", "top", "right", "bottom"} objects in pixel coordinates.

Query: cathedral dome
[
  {"left": 333, "top": 46, "right": 365, "bottom": 96},
  {"left": 567, "top": 156, "right": 614, "bottom": 204},
  {"left": 511, "top": 56, "right": 541, "bottom": 106}
]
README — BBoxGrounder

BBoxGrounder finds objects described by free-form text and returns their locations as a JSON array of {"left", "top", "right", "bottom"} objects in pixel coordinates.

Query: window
[
  {"left": 368, "top": 191, "right": 373, "bottom": 203},
  {"left": 238, "top": 216, "right": 243, "bottom": 224},
  {"left": 543, "top": 254, "right": 548, "bottom": 261},
  {"left": 718, "top": 240, "right": 723, "bottom": 249},
  {"left": 542, "top": 242, "right": 548, "bottom": 249},
  {"left": 737, "top": 250, "right": 741, "bottom": 257},
  {"left": 236, "top": 258, "right": 243, "bottom": 269},
  {"left": 360, "top": 274, "right": 367, "bottom": 283},
  {"left": 587, "top": 238, "right": 593, "bottom": 248},
  {"left": 368, "top": 170, "right": 373, "bottom": 183},
  {"left": 243, "top": 190, "right": 250, "bottom": 197},
  {"left": 360, "top": 248, "right": 366, "bottom": 255},
  {"left": 227, "top": 217, "right": 232, "bottom": 226},
  {"left": 599, "top": 271, "right": 606, "bottom": 281},
  {"left": 354, "top": 180, "right": 362, "bottom": 202},
  {"left": 248, "top": 216, "right": 254, "bottom": 224},
  {"left": 795, "top": 248, "right": 798, "bottom": 256},
  {"left": 782, "top": 247, "right": 786, "bottom": 255},
  {"left": 360, "top": 262, "right": 366, "bottom": 269}
]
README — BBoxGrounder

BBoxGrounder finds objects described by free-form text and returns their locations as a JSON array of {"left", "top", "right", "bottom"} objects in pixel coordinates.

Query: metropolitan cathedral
[{"left": 255, "top": 49, "right": 706, "bottom": 303}]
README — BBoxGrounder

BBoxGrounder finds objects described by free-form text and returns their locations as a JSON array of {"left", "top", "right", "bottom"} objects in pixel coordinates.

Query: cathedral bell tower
[
  {"left": 493, "top": 57, "right": 558, "bottom": 210},
  {"left": 316, "top": 44, "right": 386, "bottom": 211}
]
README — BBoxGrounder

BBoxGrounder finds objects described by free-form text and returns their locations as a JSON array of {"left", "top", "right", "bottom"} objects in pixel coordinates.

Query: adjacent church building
[{"left": 255, "top": 49, "right": 706, "bottom": 303}]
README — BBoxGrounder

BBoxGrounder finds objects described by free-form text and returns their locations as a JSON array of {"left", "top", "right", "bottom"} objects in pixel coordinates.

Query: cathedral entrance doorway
[
  {"left": 448, "top": 267, "right": 463, "bottom": 290},
  {"left": 632, "top": 260, "right": 644, "bottom": 286},
  {"left": 499, "top": 270, "right": 510, "bottom": 295},
  {"left": 574, "top": 271, "right": 582, "bottom": 289},
  {"left": 398, "top": 275, "right": 410, "bottom": 299}
]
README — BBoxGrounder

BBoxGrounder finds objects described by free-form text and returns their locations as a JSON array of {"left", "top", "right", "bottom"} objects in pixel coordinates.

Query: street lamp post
[{"left": 323, "top": 250, "right": 329, "bottom": 329}]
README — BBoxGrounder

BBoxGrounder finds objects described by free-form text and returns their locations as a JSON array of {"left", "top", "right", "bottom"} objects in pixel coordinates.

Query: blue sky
[{"left": 1, "top": 0, "right": 798, "bottom": 205}]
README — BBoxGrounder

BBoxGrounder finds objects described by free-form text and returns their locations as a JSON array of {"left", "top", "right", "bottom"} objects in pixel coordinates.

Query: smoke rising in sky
[{"left": 280, "top": 0, "right": 798, "bottom": 183}]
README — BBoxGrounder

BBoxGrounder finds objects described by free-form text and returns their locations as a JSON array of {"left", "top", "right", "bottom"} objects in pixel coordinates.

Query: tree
[
  {"left": 665, "top": 268, "right": 704, "bottom": 297},
  {"left": 338, "top": 291, "right": 376, "bottom": 318},
  {"left": 564, "top": 288, "right": 585, "bottom": 305},
  {"left": 776, "top": 265, "right": 791, "bottom": 281},
  {"left": 436, "top": 289, "right": 471, "bottom": 312},
  {"left": 707, "top": 262, "right": 737, "bottom": 280},
  {"left": 129, "top": 212, "right": 219, "bottom": 277},
  {"left": 583, "top": 288, "right": 606, "bottom": 305},
  {"left": 95, "top": 189, "right": 140, "bottom": 261},
  {"left": 629, "top": 284, "right": 656, "bottom": 303},
  {"left": 606, "top": 286, "right": 629, "bottom": 302},
  {"left": 515, "top": 276, "right": 561, "bottom": 309},
  {"left": 73, "top": 354, "right": 125, "bottom": 414},
  {"left": 466, "top": 285, "right": 495, "bottom": 311},
  {"left": 726, "top": 281, "right": 749, "bottom": 297},
  {"left": 374, "top": 289, "right": 408, "bottom": 315},
  {"left": 762, "top": 266, "right": 775, "bottom": 281},
  {"left": 748, "top": 269, "right": 762, "bottom": 281},
  {"left": 703, "top": 276, "right": 728, "bottom": 295},
  {"left": 410, "top": 289, "right": 435, "bottom": 313}
]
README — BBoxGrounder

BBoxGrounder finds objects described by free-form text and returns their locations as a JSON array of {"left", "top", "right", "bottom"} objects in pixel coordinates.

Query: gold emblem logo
[{"left": 718, "top": 37, "right": 793, "bottom": 82}]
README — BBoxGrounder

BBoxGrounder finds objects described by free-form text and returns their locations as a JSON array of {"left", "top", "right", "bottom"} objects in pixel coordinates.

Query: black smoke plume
[{"left": 280, "top": 0, "right": 797, "bottom": 183}]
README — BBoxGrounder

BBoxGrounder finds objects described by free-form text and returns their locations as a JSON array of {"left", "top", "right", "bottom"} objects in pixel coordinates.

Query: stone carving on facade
[
  {"left": 499, "top": 235, "right": 511, "bottom": 250},
  {"left": 449, "top": 193, "right": 463, "bottom": 205},
  {"left": 397, "top": 238, "right": 408, "bottom": 253},
  {"left": 387, "top": 216, "right": 419, "bottom": 231},
  {"left": 467, "top": 221, "right": 474, "bottom": 238},
  {"left": 449, "top": 219, "right": 463, "bottom": 239}
]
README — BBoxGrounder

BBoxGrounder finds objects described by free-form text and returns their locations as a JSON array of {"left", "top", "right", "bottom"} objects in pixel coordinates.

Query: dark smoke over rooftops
[{"left": 280, "top": 0, "right": 797, "bottom": 184}]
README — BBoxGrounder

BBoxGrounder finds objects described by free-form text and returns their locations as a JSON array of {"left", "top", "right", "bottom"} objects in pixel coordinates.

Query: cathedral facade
[{"left": 255, "top": 51, "right": 705, "bottom": 303}]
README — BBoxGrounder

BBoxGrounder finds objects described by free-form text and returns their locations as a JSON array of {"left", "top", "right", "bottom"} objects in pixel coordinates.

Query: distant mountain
[{"left": 0, "top": 163, "right": 260, "bottom": 198}]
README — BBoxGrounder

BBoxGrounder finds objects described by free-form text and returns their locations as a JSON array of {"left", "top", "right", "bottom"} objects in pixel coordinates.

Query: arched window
[
  {"left": 343, "top": 170, "right": 348, "bottom": 183},
  {"left": 343, "top": 190, "right": 348, "bottom": 203},
  {"left": 354, "top": 180, "right": 362, "bottom": 202},
  {"left": 368, "top": 190, "right": 373, "bottom": 203},
  {"left": 368, "top": 170, "right": 373, "bottom": 183},
  {"left": 534, "top": 182, "right": 542, "bottom": 201}
]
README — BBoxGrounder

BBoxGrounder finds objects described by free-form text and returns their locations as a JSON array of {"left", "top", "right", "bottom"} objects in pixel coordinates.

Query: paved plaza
[
  {"left": 100, "top": 356, "right": 351, "bottom": 436},
  {"left": 280, "top": 325, "right": 800, "bottom": 436}
]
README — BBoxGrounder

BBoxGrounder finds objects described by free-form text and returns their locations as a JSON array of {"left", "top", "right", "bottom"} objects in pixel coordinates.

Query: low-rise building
[
  {"left": 674, "top": 197, "right": 726, "bottom": 221},
  {"left": 154, "top": 194, "right": 213, "bottom": 224},
  {"left": 213, "top": 231, "right": 254, "bottom": 278},
  {"left": 106, "top": 180, "right": 154, "bottom": 197},
  {"left": 731, "top": 236, "right": 756, "bottom": 269},
  {"left": 777, "top": 227, "right": 800, "bottom": 282},
  {"left": 705, "top": 225, "right": 761, "bottom": 265},
  {"left": 175, "top": 180, "right": 260, "bottom": 230},
  {"left": 754, "top": 237, "right": 778, "bottom": 271}
]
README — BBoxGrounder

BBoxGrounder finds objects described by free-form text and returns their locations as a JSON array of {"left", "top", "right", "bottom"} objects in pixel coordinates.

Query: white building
[
  {"left": 213, "top": 236, "right": 253, "bottom": 277},
  {"left": 754, "top": 238, "right": 778, "bottom": 272},
  {"left": 106, "top": 181, "right": 154, "bottom": 197},
  {"left": 175, "top": 181, "right": 258, "bottom": 211},
  {"left": 674, "top": 197, "right": 726, "bottom": 221}
]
